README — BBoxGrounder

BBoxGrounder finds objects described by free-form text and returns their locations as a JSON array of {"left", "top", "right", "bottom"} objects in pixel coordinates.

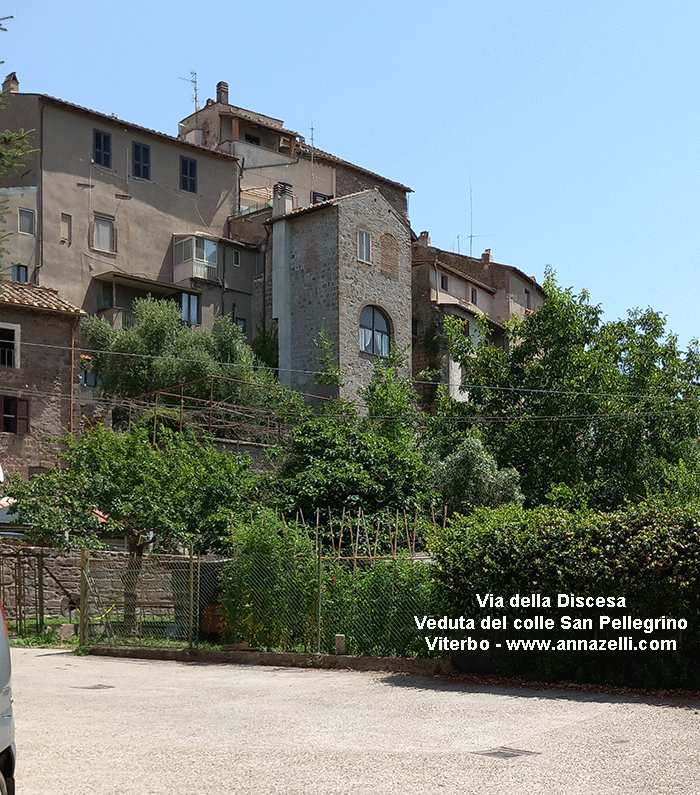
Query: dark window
[
  {"left": 11, "top": 265, "right": 27, "bottom": 283},
  {"left": 471, "top": 287, "right": 477, "bottom": 305},
  {"left": 312, "top": 191, "right": 330, "bottom": 204},
  {"left": 181, "top": 292, "right": 199, "bottom": 325},
  {"left": 525, "top": 289, "right": 531, "bottom": 310},
  {"left": 132, "top": 142, "right": 151, "bottom": 180},
  {"left": 93, "top": 129, "right": 111, "bottom": 168},
  {"left": 440, "top": 274, "right": 448, "bottom": 291},
  {"left": 234, "top": 317, "right": 247, "bottom": 334},
  {"left": 180, "top": 156, "right": 197, "bottom": 192},
  {"left": 244, "top": 133, "right": 261, "bottom": 146},
  {"left": 1, "top": 396, "right": 28, "bottom": 434},
  {"left": 359, "top": 305, "right": 390, "bottom": 357},
  {"left": 101, "top": 282, "right": 113, "bottom": 309},
  {"left": 0, "top": 328, "right": 15, "bottom": 367},
  {"left": 81, "top": 369, "right": 100, "bottom": 388}
]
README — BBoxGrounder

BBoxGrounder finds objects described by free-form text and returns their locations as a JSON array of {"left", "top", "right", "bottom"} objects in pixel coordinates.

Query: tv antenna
[
  {"left": 456, "top": 174, "right": 489, "bottom": 256},
  {"left": 310, "top": 122, "right": 315, "bottom": 195},
  {"left": 178, "top": 71, "right": 199, "bottom": 113}
]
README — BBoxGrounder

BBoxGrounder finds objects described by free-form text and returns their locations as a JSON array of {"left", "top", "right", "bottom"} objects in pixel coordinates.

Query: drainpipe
[
  {"left": 36, "top": 100, "right": 45, "bottom": 283},
  {"left": 69, "top": 314, "right": 81, "bottom": 434}
]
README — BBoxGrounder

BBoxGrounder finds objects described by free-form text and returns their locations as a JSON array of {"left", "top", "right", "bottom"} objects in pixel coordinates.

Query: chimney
[
  {"left": 272, "top": 182, "right": 295, "bottom": 218},
  {"left": 416, "top": 231, "right": 431, "bottom": 247},
  {"left": 216, "top": 81, "right": 229, "bottom": 105},
  {"left": 482, "top": 249, "right": 493, "bottom": 263},
  {"left": 2, "top": 72, "right": 19, "bottom": 94}
]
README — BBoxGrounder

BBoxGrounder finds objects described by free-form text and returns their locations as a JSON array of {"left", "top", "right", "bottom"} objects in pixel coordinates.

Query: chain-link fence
[
  {"left": 0, "top": 547, "right": 83, "bottom": 637},
  {"left": 79, "top": 550, "right": 438, "bottom": 657},
  {"left": 221, "top": 553, "right": 438, "bottom": 657},
  {"left": 81, "top": 551, "right": 229, "bottom": 647},
  {"left": 1, "top": 546, "right": 440, "bottom": 658}
]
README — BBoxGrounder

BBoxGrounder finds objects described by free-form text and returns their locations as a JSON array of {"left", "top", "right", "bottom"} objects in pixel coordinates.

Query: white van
[
  {"left": 0, "top": 601, "right": 14, "bottom": 795},
  {"left": 0, "top": 465, "right": 15, "bottom": 794}
]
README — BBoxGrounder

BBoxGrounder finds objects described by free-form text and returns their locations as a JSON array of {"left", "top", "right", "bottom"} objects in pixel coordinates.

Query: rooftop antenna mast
[
  {"left": 469, "top": 174, "right": 474, "bottom": 257},
  {"left": 310, "top": 122, "right": 315, "bottom": 196},
  {"left": 467, "top": 173, "right": 489, "bottom": 256},
  {"left": 178, "top": 71, "right": 199, "bottom": 113}
]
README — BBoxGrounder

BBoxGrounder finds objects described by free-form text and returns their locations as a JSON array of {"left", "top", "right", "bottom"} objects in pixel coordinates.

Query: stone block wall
[
  {"left": 0, "top": 547, "right": 217, "bottom": 626},
  {"left": 337, "top": 191, "right": 412, "bottom": 400},
  {"left": 334, "top": 163, "right": 409, "bottom": 218},
  {"left": 0, "top": 307, "right": 80, "bottom": 480},
  {"left": 286, "top": 205, "right": 340, "bottom": 396}
]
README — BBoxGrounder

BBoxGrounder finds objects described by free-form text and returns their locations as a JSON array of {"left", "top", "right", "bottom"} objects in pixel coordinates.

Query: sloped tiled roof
[
  {"left": 23, "top": 94, "right": 240, "bottom": 163},
  {"left": 299, "top": 143, "right": 412, "bottom": 193},
  {"left": 0, "top": 281, "right": 85, "bottom": 315},
  {"left": 277, "top": 188, "right": 412, "bottom": 232}
]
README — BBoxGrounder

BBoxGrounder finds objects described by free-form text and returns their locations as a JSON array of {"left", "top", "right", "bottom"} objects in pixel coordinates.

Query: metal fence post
[
  {"left": 316, "top": 511, "right": 322, "bottom": 654},
  {"left": 37, "top": 551, "right": 45, "bottom": 635},
  {"left": 79, "top": 549, "right": 89, "bottom": 647},
  {"left": 188, "top": 552, "right": 195, "bottom": 650},
  {"left": 15, "top": 552, "right": 23, "bottom": 637}
]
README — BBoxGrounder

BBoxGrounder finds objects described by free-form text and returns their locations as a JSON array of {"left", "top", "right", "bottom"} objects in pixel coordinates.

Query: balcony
[{"left": 173, "top": 235, "right": 218, "bottom": 284}]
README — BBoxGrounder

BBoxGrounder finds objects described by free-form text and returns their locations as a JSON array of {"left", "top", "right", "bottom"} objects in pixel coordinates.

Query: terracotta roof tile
[{"left": 0, "top": 282, "right": 85, "bottom": 315}]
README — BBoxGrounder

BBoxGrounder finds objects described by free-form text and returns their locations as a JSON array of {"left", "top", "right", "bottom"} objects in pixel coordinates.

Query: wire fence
[
  {"left": 0, "top": 547, "right": 82, "bottom": 637},
  {"left": 0, "top": 545, "right": 440, "bottom": 658}
]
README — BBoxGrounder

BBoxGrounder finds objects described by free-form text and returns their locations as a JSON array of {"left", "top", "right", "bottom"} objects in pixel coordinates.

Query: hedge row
[{"left": 429, "top": 503, "right": 700, "bottom": 688}]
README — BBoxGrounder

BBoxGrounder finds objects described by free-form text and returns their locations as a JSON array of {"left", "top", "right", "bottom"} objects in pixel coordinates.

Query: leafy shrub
[
  {"left": 220, "top": 512, "right": 438, "bottom": 657},
  {"left": 429, "top": 503, "right": 700, "bottom": 687}
]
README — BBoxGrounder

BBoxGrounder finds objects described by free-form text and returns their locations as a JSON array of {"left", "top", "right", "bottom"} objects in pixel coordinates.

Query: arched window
[{"left": 359, "top": 305, "right": 391, "bottom": 357}]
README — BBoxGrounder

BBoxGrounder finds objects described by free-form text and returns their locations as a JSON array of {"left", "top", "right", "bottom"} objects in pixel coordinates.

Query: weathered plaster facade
[
  {"left": 412, "top": 234, "right": 546, "bottom": 401},
  {"left": 178, "top": 81, "right": 411, "bottom": 219},
  {"left": 0, "top": 88, "right": 256, "bottom": 340}
]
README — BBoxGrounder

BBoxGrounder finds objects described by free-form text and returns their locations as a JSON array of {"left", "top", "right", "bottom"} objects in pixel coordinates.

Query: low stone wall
[{"left": 0, "top": 546, "right": 202, "bottom": 625}]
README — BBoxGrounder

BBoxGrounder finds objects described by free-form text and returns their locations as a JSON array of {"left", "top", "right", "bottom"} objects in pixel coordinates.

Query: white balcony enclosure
[{"left": 173, "top": 235, "right": 218, "bottom": 283}]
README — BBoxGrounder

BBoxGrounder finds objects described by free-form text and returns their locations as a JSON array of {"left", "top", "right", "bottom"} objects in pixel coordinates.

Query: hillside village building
[
  {"left": 0, "top": 74, "right": 546, "bottom": 473},
  {"left": 0, "top": 282, "right": 84, "bottom": 479},
  {"left": 412, "top": 233, "right": 546, "bottom": 400},
  {"left": 0, "top": 74, "right": 255, "bottom": 338}
]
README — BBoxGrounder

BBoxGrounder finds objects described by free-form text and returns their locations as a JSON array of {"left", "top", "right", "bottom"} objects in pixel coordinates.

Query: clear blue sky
[{"left": 3, "top": 0, "right": 699, "bottom": 347}]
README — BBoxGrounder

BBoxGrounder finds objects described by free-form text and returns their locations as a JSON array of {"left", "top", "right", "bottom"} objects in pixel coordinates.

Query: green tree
[
  {"left": 443, "top": 270, "right": 700, "bottom": 508},
  {"left": 430, "top": 428, "right": 523, "bottom": 513},
  {"left": 277, "top": 349, "right": 433, "bottom": 522},
  {"left": 4, "top": 425, "right": 257, "bottom": 629},
  {"left": 81, "top": 297, "right": 307, "bottom": 418}
]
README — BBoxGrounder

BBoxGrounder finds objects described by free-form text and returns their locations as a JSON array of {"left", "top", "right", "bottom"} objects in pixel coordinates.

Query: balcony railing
[{"left": 174, "top": 259, "right": 217, "bottom": 283}]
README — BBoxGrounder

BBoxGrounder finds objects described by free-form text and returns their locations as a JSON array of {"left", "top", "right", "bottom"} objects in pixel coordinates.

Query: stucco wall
[{"left": 0, "top": 96, "right": 244, "bottom": 334}]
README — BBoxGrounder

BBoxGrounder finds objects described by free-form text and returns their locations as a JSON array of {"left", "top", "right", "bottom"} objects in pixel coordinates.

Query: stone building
[
  {"left": 267, "top": 184, "right": 412, "bottom": 400},
  {"left": 178, "top": 80, "right": 411, "bottom": 219},
  {"left": 412, "top": 233, "right": 546, "bottom": 400},
  {"left": 0, "top": 282, "right": 84, "bottom": 479}
]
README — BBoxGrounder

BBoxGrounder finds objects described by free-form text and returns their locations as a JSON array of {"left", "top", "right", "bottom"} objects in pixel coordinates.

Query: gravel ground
[{"left": 11, "top": 647, "right": 700, "bottom": 794}]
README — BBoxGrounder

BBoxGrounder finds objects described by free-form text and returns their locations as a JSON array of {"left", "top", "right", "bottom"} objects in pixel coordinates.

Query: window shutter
[{"left": 16, "top": 399, "right": 29, "bottom": 434}]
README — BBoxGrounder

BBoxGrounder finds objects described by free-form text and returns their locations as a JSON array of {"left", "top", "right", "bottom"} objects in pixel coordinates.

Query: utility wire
[{"left": 18, "top": 340, "right": 700, "bottom": 404}]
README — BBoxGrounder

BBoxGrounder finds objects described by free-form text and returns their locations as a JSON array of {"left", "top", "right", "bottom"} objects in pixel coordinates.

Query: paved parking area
[{"left": 10, "top": 647, "right": 700, "bottom": 794}]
